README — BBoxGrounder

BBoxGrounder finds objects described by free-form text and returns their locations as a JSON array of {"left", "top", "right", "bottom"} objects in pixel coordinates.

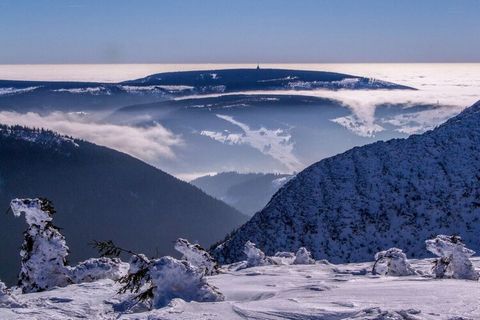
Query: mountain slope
[
  {"left": 0, "top": 125, "right": 247, "bottom": 284},
  {"left": 213, "top": 101, "right": 480, "bottom": 264},
  {"left": 191, "top": 172, "right": 294, "bottom": 216}
]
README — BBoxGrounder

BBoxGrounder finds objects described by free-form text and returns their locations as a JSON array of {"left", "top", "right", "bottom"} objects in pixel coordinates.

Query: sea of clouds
[{"left": 0, "top": 64, "right": 479, "bottom": 175}]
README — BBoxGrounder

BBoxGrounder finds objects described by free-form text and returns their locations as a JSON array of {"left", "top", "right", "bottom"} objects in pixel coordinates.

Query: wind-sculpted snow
[
  {"left": 426, "top": 235, "right": 479, "bottom": 280},
  {"left": 149, "top": 257, "right": 224, "bottom": 308},
  {"left": 118, "top": 254, "right": 224, "bottom": 310},
  {"left": 373, "top": 248, "right": 416, "bottom": 276},
  {"left": 9, "top": 198, "right": 133, "bottom": 293},
  {"left": 174, "top": 238, "right": 219, "bottom": 276},
  {"left": 0, "top": 281, "right": 22, "bottom": 308},
  {"left": 293, "top": 247, "right": 315, "bottom": 265},
  {"left": 10, "top": 198, "right": 72, "bottom": 293},
  {"left": 70, "top": 258, "right": 128, "bottom": 283},
  {"left": 1, "top": 258, "right": 479, "bottom": 319},
  {"left": 214, "top": 101, "right": 480, "bottom": 264},
  {"left": 243, "top": 241, "right": 267, "bottom": 268}
]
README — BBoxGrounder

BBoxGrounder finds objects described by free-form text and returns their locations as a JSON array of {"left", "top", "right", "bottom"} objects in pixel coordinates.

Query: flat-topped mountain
[
  {"left": 0, "top": 68, "right": 413, "bottom": 111},
  {"left": 123, "top": 68, "right": 414, "bottom": 92}
]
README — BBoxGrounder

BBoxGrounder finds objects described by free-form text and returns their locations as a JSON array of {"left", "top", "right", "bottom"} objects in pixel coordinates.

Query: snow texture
[
  {"left": 10, "top": 198, "right": 72, "bottom": 293},
  {"left": 70, "top": 258, "right": 128, "bottom": 283},
  {"left": 0, "top": 281, "right": 22, "bottom": 308},
  {"left": 119, "top": 254, "right": 223, "bottom": 309},
  {"left": 174, "top": 238, "right": 219, "bottom": 276},
  {"left": 243, "top": 241, "right": 267, "bottom": 268},
  {"left": 373, "top": 248, "right": 416, "bottom": 276},
  {"left": 1, "top": 258, "right": 479, "bottom": 319},
  {"left": 425, "top": 235, "right": 479, "bottom": 280},
  {"left": 148, "top": 256, "right": 224, "bottom": 309},
  {"left": 9, "top": 198, "right": 130, "bottom": 292},
  {"left": 293, "top": 247, "right": 315, "bottom": 265},
  {"left": 214, "top": 101, "right": 480, "bottom": 264}
]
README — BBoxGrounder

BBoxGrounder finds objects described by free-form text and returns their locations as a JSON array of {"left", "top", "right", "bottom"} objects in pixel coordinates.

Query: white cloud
[
  {"left": 0, "top": 111, "right": 182, "bottom": 162},
  {"left": 177, "top": 64, "right": 480, "bottom": 137},
  {"left": 201, "top": 114, "right": 301, "bottom": 172},
  {"left": 331, "top": 115, "right": 385, "bottom": 137}
]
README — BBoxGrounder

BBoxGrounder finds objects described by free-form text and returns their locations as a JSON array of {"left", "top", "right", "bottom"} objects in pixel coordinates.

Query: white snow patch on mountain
[
  {"left": 52, "top": 87, "right": 109, "bottom": 95},
  {"left": 0, "top": 86, "right": 40, "bottom": 96}
]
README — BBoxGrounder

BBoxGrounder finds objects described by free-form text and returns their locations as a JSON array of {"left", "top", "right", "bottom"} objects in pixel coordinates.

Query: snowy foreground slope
[
  {"left": 1, "top": 258, "right": 479, "bottom": 320},
  {"left": 214, "top": 101, "right": 480, "bottom": 264}
]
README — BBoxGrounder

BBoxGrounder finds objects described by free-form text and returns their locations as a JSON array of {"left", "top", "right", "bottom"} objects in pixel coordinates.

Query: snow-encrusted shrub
[
  {"left": 0, "top": 280, "right": 22, "bottom": 308},
  {"left": 70, "top": 257, "right": 128, "bottom": 283},
  {"left": 174, "top": 238, "right": 219, "bottom": 275},
  {"left": 293, "top": 247, "right": 315, "bottom": 265},
  {"left": 95, "top": 241, "right": 224, "bottom": 309},
  {"left": 372, "top": 248, "right": 416, "bottom": 276},
  {"left": 244, "top": 241, "right": 266, "bottom": 267},
  {"left": 10, "top": 198, "right": 71, "bottom": 293},
  {"left": 149, "top": 256, "right": 224, "bottom": 308},
  {"left": 425, "top": 235, "right": 479, "bottom": 280}
]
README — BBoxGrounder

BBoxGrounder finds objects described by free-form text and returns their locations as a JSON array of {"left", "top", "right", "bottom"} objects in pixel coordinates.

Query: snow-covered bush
[
  {"left": 70, "top": 257, "right": 128, "bottom": 283},
  {"left": 0, "top": 280, "right": 22, "bottom": 308},
  {"left": 10, "top": 198, "right": 72, "bottom": 293},
  {"left": 293, "top": 247, "right": 315, "bottom": 265},
  {"left": 95, "top": 241, "right": 223, "bottom": 309},
  {"left": 244, "top": 241, "right": 266, "bottom": 267},
  {"left": 372, "top": 248, "right": 416, "bottom": 276},
  {"left": 149, "top": 256, "right": 224, "bottom": 308},
  {"left": 174, "top": 238, "right": 219, "bottom": 275},
  {"left": 425, "top": 235, "right": 479, "bottom": 280}
]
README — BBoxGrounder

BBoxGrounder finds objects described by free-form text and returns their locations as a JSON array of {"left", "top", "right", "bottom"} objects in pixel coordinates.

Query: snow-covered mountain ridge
[
  {"left": 213, "top": 100, "right": 480, "bottom": 264},
  {"left": 0, "top": 124, "right": 78, "bottom": 148}
]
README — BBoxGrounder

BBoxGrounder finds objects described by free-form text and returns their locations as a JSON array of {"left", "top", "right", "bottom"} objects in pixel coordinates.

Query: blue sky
[{"left": 0, "top": 0, "right": 479, "bottom": 63}]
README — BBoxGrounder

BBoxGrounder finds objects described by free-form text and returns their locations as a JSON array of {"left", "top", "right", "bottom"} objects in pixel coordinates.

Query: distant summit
[
  {"left": 0, "top": 68, "right": 414, "bottom": 112},
  {"left": 123, "top": 68, "right": 415, "bottom": 92}
]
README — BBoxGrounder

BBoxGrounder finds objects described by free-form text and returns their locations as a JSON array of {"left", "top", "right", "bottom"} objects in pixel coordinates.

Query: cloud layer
[
  {"left": 0, "top": 111, "right": 182, "bottom": 162},
  {"left": 201, "top": 114, "right": 301, "bottom": 171}
]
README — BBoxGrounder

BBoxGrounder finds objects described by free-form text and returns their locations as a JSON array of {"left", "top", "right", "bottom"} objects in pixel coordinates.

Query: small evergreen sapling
[{"left": 425, "top": 235, "right": 479, "bottom": 280}]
